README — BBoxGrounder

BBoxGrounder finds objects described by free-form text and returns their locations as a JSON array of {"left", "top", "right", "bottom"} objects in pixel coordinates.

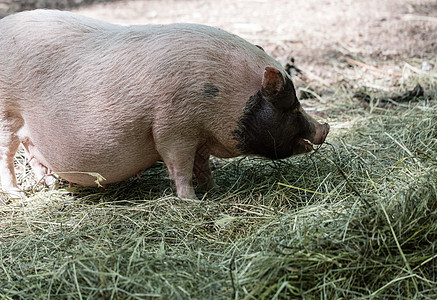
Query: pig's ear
[
  {"left": 262, "top": 67, "right": 294, "bottom": 109},
  {"left": 262, "top": 67, "right": 284, "bottom": 96}
]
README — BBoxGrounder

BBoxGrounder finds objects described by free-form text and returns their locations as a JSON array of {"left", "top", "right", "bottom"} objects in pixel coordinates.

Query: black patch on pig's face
[
  {"left": 233, "top": 83, "right": 316, "bottom": 159},
  {"left": 203, "top": 83, "right": 220, "bottom": 99},
  {"left": 263, "top": 75, "right": 298, "bottom": 110}
]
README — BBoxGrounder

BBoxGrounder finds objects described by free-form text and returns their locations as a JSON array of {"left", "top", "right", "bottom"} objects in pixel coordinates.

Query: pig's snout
[{"left": 312, "top": 123, "right": 330, "bottom": 145}]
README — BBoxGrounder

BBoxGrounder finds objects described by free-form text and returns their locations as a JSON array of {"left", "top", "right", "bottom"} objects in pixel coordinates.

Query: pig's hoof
[
  {"left": 178, "top": 193, "right": 199, "bottom": 200},
  {"left": 176, "top": 190, "right": 199, "bottom": 200}
]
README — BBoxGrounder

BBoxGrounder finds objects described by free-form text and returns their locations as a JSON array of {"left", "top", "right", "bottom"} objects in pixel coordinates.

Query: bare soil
[{"left": 73, "top": 0, "right": 437, "bottom": 86}]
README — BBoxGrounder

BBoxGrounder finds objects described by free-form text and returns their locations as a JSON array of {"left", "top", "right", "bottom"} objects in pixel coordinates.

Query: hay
[{"left": 1, "top": 68, "right": 436, "bottom": 299}]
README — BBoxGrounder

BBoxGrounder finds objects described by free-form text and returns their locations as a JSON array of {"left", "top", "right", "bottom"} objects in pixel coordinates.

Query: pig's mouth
[
  {"left": 296, "top": 138, "right": 316, "bottom": 153},
  {"left": 295, "top": 123, "right": 330, "bottom": 154}
]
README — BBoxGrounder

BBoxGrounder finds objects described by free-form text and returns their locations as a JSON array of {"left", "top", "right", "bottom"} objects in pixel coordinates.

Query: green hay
[{"left": 1, "top": 71, "right": 437, "bottom": 299}]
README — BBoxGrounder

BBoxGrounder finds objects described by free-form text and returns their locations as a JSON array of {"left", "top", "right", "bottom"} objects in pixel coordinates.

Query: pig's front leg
[
  {"left": 193, "top": 143, "right": 216, "bottom": 192},
  {"left": 158, "top": 143, "right": 198, "bottom": 199}
]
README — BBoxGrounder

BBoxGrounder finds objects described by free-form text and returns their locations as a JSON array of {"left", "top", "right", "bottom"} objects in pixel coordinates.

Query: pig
[{"left": 0, "top": 9, "right": 329, "bottom": 200}]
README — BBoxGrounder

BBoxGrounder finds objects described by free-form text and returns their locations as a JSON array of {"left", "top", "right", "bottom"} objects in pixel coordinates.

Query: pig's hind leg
[{"left": 0, "top": 112, "right": 24, "bottom": 198}]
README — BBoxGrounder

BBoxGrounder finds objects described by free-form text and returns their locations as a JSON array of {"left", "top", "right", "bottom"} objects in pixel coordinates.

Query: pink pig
[{"left": 0, "top": 10, "right": 329, "bottom": 199}]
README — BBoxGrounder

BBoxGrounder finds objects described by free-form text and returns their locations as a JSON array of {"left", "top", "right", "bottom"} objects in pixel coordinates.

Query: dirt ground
[{"left": 73, "top": 0, "right": 437, "bottom": 87}]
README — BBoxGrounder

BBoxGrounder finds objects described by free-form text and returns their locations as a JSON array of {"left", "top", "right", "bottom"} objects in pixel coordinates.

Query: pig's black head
[{"left": 233, "top": 66, "right": 320, "bottom": 159}]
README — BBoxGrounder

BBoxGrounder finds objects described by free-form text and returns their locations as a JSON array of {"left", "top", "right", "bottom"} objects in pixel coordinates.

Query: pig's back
[{"left": 0, "top": 10, "right": 275, "bottom": 107}]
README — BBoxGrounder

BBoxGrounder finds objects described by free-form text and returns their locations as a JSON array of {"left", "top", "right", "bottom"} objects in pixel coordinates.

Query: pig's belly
[{"left": 21, "top": 126, "right": 161, "bottom": 186}]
